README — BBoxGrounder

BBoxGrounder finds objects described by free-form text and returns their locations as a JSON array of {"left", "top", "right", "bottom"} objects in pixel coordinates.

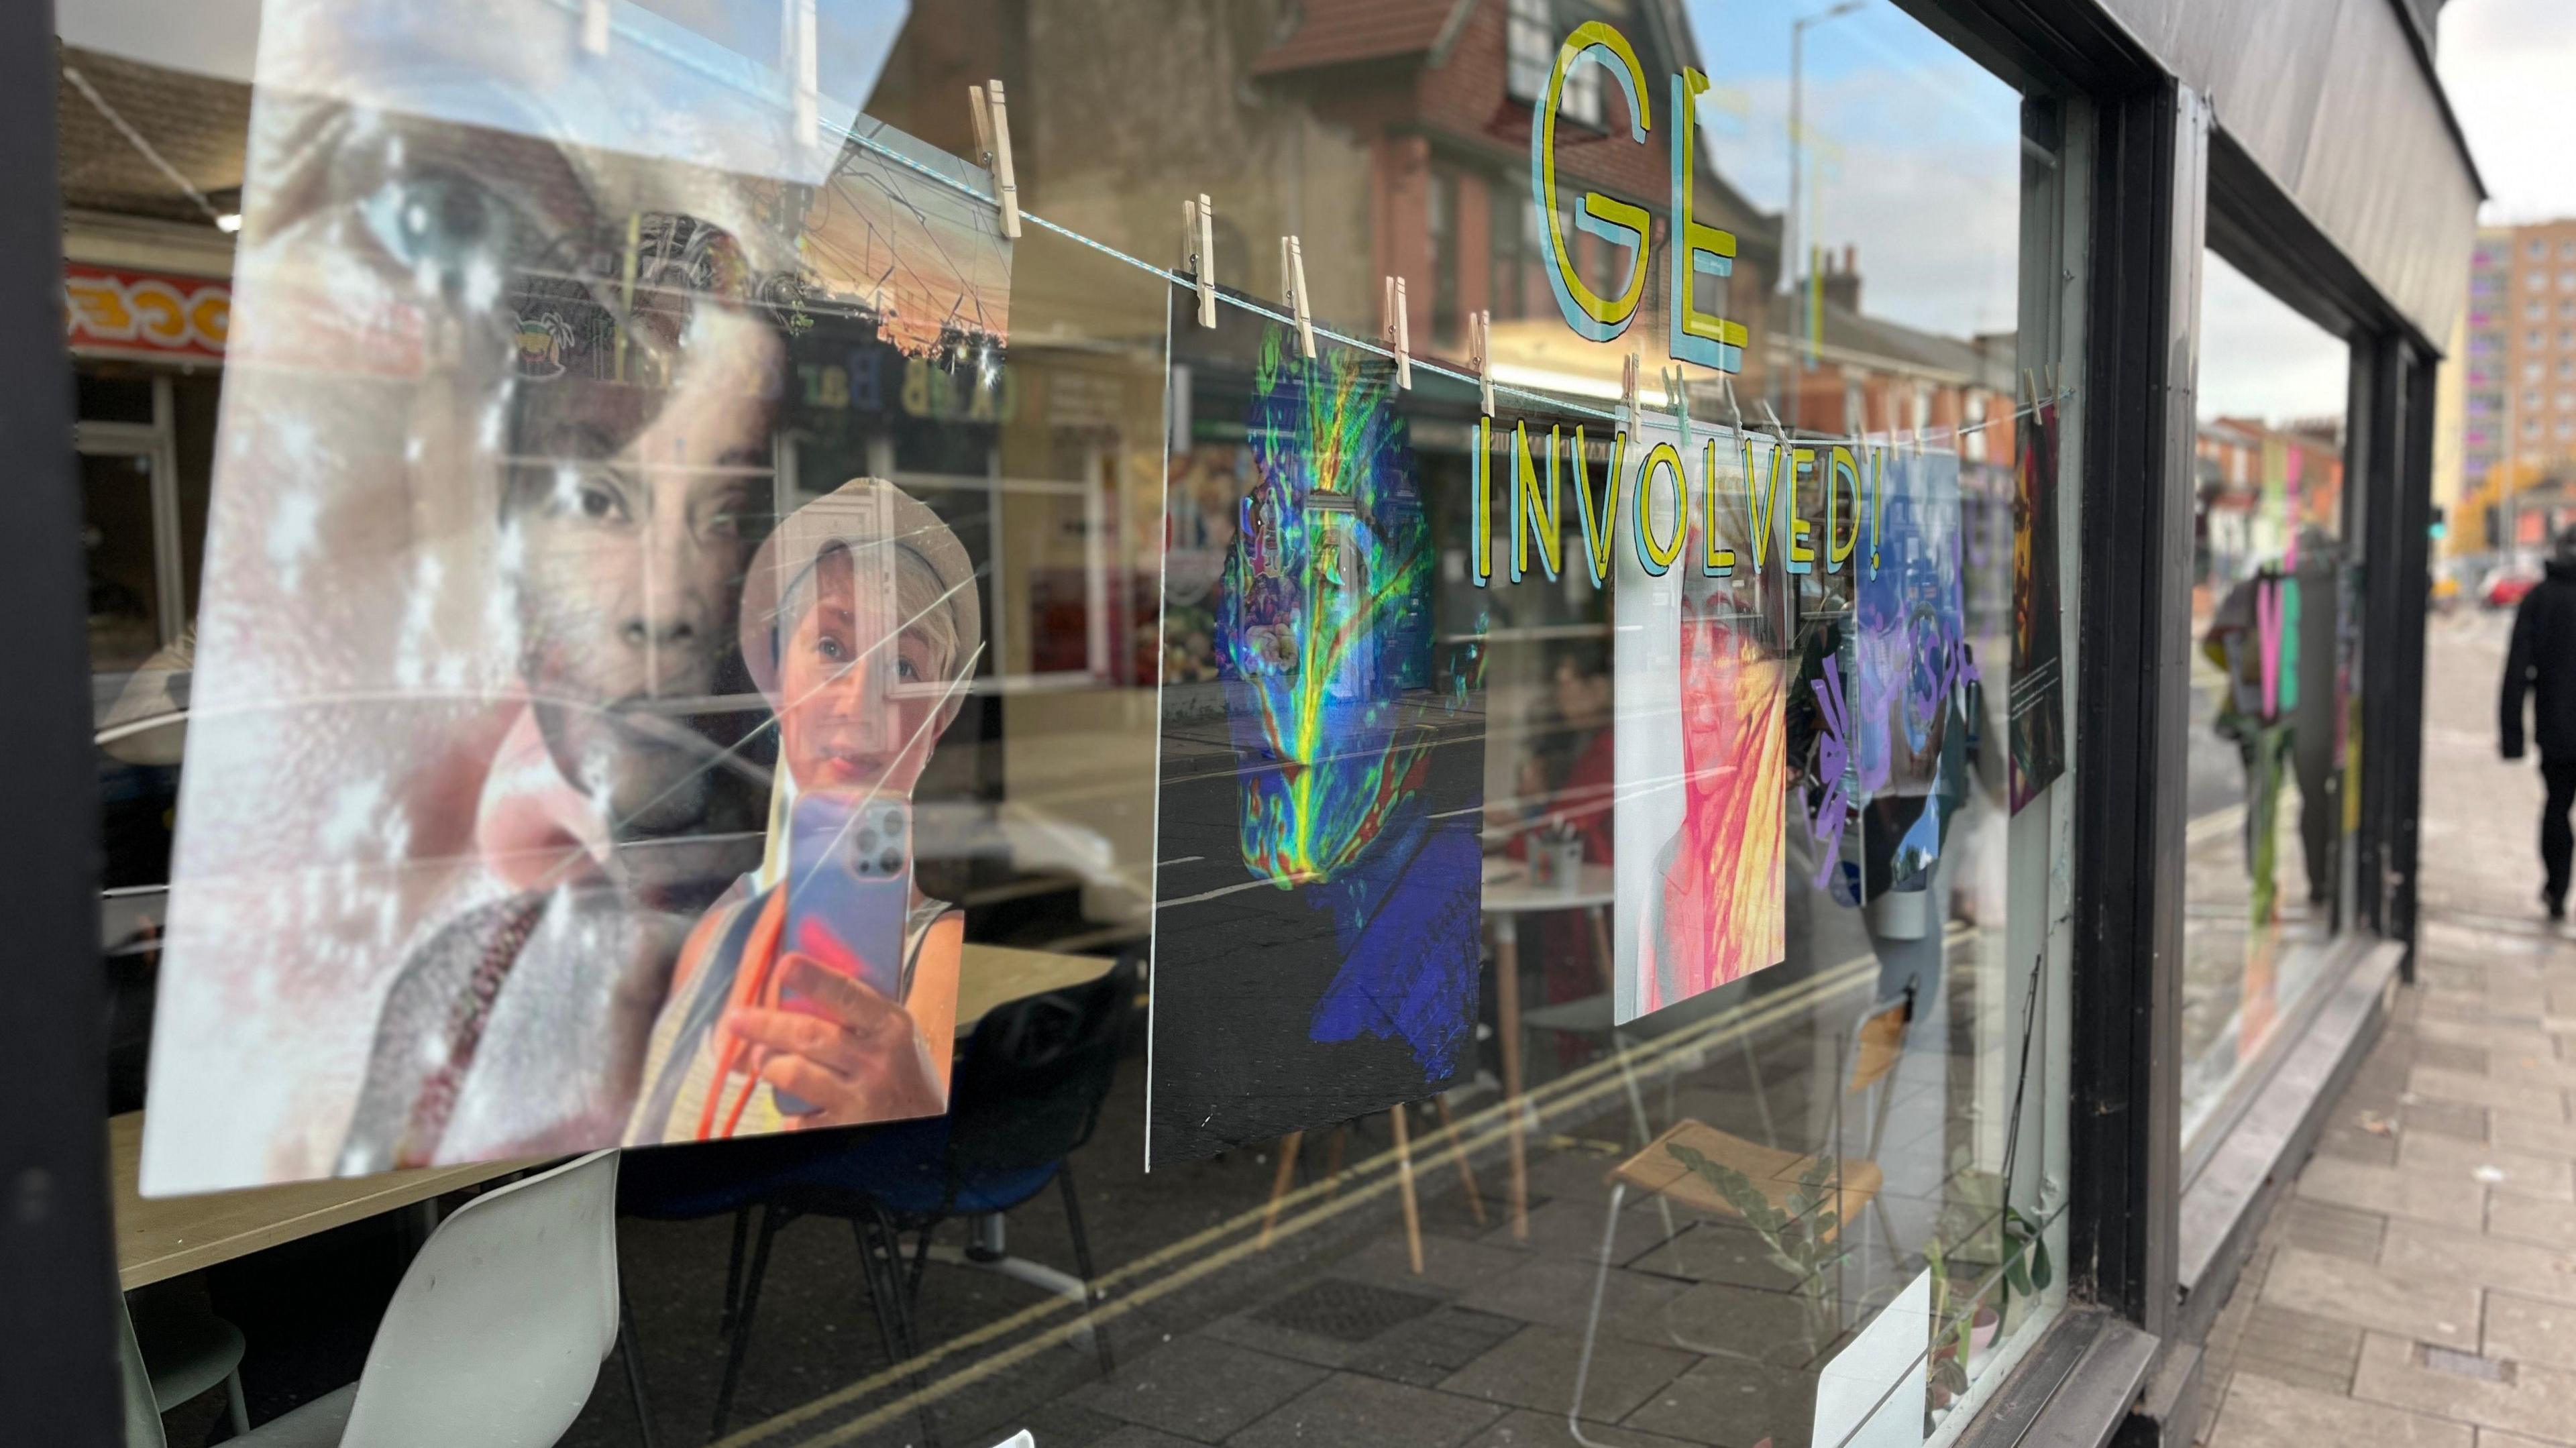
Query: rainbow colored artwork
[{"left": 1216, "top": 325, "right": 1477, "bottom": 1076}]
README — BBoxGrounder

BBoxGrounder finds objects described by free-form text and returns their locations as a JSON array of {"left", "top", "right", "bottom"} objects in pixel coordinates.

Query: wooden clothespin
[
  {"left": 789, "top": 0, "right": 818, "bottom": 148},
  {"left": 582, "top": 0, "right": 610, "bottom": 55},
  {"left": 969, "top": 81, "right": 1022, "bottom": 239},
  {"left": 1720, "top": 373, "right": 1743, "bottom": 439},
  {"left": 1280, "top": 236, "right": 1316, "bottom": 359},
  {"left": 2019, "top": 368, "right": 2038, "bottom": 411},
  {"left": 1758, "top": 398, "right": 1789, "bottom": 444},
  {"left": 1469, "top": 310, "right": 1495, "bottom": 416},
  {"left": 1181, "top": 195, "right": 1216, "bottom": 329},
  {"left": 1382, "top": 277, "right": 1412, "bottom": 389},
  {"left": 1620, "top": 351, "right": 1640, "bottom": 422}
]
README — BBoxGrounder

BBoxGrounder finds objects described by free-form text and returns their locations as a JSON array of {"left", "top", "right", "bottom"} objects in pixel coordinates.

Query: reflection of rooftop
[
  {"left": 1248, "top": 0, "right": 1467, "bottom": 75},
  {"left": 1762, "top": 286, "right": 2015, "bottom": 396}
]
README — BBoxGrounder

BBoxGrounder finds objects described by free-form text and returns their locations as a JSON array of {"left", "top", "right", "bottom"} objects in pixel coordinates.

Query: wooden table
[
  {"left": 111, "top": 1113, "right": 525, "bottom": 1290},
  {"left": 113, "top": 943, "right": 1119, "bottom": 1288},
  {"left": 1482, "top": 860, "right": 1618, "bottom": 1239},
  {"left": 953, "top": 942, "right": 1118, "bottom": 1034}
]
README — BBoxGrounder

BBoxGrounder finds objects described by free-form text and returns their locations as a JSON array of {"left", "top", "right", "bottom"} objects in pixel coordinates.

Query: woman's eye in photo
[
  {"left": 360, "top": 172, "right": 521, "bottom": 288},
  {"left": 578, "top": 482, "right": 623, "bottom": 520}
]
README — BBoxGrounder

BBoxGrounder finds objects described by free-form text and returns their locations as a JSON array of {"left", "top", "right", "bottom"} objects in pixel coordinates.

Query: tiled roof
[
  {"left": 58, "top": 44, "right": 250, "bottom": 227},
  {"left": 1251, "top": 0, "right": 1465, "bottom": 75}
]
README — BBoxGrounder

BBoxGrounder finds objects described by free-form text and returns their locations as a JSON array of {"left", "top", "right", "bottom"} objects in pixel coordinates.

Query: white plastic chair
[{"left": 230, "top": 1150, "right": 623, "bottom": 1448}]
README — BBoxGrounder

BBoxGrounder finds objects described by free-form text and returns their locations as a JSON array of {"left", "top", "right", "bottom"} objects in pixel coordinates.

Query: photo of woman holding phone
[{"left": 628, "top": 478, "right": 983, "bottom": 1144}]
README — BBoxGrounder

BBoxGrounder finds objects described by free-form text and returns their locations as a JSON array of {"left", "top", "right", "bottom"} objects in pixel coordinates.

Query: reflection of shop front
[{"left": 67, "top": 262, "right": 227, "bottom": 685}]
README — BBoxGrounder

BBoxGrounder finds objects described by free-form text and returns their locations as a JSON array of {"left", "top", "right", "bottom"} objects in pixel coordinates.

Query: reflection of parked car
[{"left": 2486, "top": 566, "right": 2542, "bottom": 610}]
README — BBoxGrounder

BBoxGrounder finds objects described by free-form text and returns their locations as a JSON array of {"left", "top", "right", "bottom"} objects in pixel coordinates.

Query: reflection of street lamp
[{"left": 1788, "top": 0, "right": 1864, "bottom": 428}]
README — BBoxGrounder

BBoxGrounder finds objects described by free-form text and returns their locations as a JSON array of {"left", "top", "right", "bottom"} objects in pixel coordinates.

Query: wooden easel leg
[
  {"left": 1434, "top": 1093, "right": 1486, "bottom": 1225},
  {"left": 1257, "top": 1131, "right": 1303, "bottom": 1250},
  {"left": 1322, "top": 1125, "right": 1347, "bottom": 1198},
  {"left": 1389, "top": 1105, "right": 1425, "bottom": 1274}
]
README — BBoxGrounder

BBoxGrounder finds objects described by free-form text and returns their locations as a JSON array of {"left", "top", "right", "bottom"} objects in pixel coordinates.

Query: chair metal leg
[
  {"left": 223, "top": 1368, "right": 250, "bottom": 1437},
  {"left": 617, "top": 1290, "right": 659, "bottom": 1448},
  {"left": 1057, "top": 1165, "right": 1114, "bottom": 1378},
  {"left": 849, "top": 1217, "right": 912, "bottom": 1368},
  {"left": 854, "top": 1211, "right": 942, "bottom": 1448},
  {"left": 719, "top": 1205, "right": 752, "bottom": 1338},
  {"left": 711, "top": 1205, "right": 783, "bottom": 1439}
]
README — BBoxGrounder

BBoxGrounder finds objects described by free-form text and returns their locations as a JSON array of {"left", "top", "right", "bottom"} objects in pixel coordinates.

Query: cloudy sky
[{"left": 2438, "top": 0, "right": 2576, "bottom": 225}]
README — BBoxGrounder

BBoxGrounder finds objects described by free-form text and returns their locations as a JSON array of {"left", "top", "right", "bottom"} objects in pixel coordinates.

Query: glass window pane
[
  {"left": 60, "top": 4, "right": 2081, "bottom": 1444},
  {"left": 2182, "top": 252, "right": 2355, "bottom": 1148}
]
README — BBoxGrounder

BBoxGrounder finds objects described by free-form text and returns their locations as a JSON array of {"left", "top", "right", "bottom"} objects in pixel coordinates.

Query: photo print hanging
[
  {"left": 140, "top": 0, "right": 1024, "bottom": 1193},
  {"left": 1149, "top": 290, "right": 1487, "bottom": 1167}
]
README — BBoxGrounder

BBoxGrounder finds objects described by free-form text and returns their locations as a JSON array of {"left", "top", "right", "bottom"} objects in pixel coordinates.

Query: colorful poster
[
  {"left": 1149, "top": 296, "right": 1486, "bottom": 1166},
  {"left": 1613, "top": 417, "right": 1790, "bottom": 1023},
  {"left": 2008, "top": 402, "right": 2066, "bottom": 812},
  {"left": 1847, "top": 447, "right": 1970, "bottom": 897},
  {"left": 140, "top": 0, "right": 1019, "bottom": 1193}
]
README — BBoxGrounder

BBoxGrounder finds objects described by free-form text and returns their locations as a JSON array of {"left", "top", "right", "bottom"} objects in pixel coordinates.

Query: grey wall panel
[{"left": 2084, "top": 0, "right": 2479, "bottom": 347}]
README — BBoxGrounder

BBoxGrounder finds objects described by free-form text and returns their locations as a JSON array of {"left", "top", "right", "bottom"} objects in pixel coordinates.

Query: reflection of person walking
[{"left": 2499, "top": 528, "right": 2576, "bottom": 922}]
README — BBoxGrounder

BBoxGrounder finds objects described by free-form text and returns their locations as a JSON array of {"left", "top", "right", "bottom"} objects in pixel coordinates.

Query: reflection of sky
[
  {"left": 1678, "top": 0, "right": 2021, "bottom": 341},
  {"left": 2199, "top": 252, "right": 2351, "bottom": 427}
]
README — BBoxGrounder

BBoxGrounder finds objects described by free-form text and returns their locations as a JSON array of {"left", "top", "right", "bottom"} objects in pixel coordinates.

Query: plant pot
[{"left": 1970, "top": 1304, "right": 2001, "bottom": 1353}]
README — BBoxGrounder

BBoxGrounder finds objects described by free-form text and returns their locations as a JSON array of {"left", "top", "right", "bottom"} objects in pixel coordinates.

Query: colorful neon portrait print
[
  {"left": 1840, "top": 449, "right": 1971, "bottom": 899},
  {"left": 1640, "top": 576, "right": 1787, "bottom": 1010},
  {"left": 1216, "top": 326, "right": 1478, "bottom": 1076},
  {"left": 1619, "top": 431, "right": 1789, "bottom": 1021}
]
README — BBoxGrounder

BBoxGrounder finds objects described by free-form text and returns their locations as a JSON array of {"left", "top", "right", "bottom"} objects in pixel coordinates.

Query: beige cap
[{"left": 738, "top": 478, "right": 983, "bottom": 708}]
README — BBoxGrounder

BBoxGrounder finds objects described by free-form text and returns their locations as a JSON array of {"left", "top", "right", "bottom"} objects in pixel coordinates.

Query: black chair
[{"left": 708, "top": 956, "right": 1134, "bottom": 1436}]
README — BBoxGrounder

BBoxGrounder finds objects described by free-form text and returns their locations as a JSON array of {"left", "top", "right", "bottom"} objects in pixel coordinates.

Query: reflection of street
[{"left": 2179, "top": 646, "right": 2331, "bottom": 1139}]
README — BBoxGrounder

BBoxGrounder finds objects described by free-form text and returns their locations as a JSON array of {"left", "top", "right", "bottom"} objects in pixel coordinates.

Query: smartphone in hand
[{"left": 770, "top": 790, "right": 912, "bottom": 1113}]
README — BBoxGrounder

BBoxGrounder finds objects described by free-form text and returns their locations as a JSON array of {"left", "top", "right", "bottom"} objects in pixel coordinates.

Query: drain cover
[
  {"left": 1255, "top": 1279, "right": 1445, "bottom": 1342},
  {"left": 2420, "top": 1345, "right": 2513, "bottom": 1383}
]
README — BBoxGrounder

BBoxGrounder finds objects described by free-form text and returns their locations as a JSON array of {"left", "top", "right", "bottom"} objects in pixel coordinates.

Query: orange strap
[{"left": 692, "top": 890, "right": 788, "bottom": 1141}]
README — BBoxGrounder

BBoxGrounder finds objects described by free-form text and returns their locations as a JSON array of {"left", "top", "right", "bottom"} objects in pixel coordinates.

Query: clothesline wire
[{"left": 532, "top": 1, "right": 2080, "bottom": 449}]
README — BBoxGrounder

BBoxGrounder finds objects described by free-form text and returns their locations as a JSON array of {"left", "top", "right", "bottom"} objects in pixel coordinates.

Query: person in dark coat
[{"left": 2500, "top": 528, "right": 2576, "bottom": 920}]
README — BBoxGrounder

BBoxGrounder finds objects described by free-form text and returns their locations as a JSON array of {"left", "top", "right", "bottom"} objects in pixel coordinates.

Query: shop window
[
  {"left": 1490, "top": 179, "right": 1525, "bottom": 320},
  {"left": 2184, "top": 251, "right": 2357, "bottom": 1152},
  {"left": 68, "top": 6, "right": 2079, "bottom": 1447},
  {"left": 1507, "top": 0, "right": 1599, "bottom": 127},
  {"left": 1429, "top": 166, "right": 1460, "bottom": 343}
]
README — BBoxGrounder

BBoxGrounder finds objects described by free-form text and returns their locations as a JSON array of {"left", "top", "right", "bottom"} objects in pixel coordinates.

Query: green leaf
[
  {"left": 2031, "top": 1239, "right": 2053, "bottom": 1291},
  {"left": 2004, "top": 1254, "right": 2032, "bottom": 1296}
]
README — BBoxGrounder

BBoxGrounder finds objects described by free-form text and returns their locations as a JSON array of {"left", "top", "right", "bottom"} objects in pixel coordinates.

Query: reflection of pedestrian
[
  {"left": 2499, "top": 528, "right": 2576, "bottom": 921},
  {"left": 2203, "top": 537, "right": 2337, "bottom": 912}
]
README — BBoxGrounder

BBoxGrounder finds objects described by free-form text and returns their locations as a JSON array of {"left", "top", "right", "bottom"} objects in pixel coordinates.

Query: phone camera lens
[
  {"left": 857, "top": 828, "right": 879, "bottom": 852},
  {"left": 879, "top": 850, "right": 902, "bottom": 875}
]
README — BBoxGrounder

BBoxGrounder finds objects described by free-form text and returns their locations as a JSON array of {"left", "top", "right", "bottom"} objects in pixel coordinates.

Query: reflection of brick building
[
  {"left": 875, "top": 0, "right": 1781, "bottom": 399},
  {"left": 1762, "top": 247, "right": 2019, "bottom": 464},
  {"left": 2194, "top": 415, "right": 2345, "bottom": 602}
]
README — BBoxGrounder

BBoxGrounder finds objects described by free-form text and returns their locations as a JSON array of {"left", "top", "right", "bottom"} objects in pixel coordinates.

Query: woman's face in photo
[{"left": 776, "top": 545, "right": 945, "bottom": 800}]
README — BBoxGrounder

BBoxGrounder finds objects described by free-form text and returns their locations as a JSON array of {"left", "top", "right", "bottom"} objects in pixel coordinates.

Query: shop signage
[
  {"left": 64, "top": 263, "right": 230, "bottom": 361},
  {"left": 1532, "top": 23, "right": 1748, "bottom": 372},
  {"left": 1470, "top": 414, "right": 1888, "bottom": 591}
]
